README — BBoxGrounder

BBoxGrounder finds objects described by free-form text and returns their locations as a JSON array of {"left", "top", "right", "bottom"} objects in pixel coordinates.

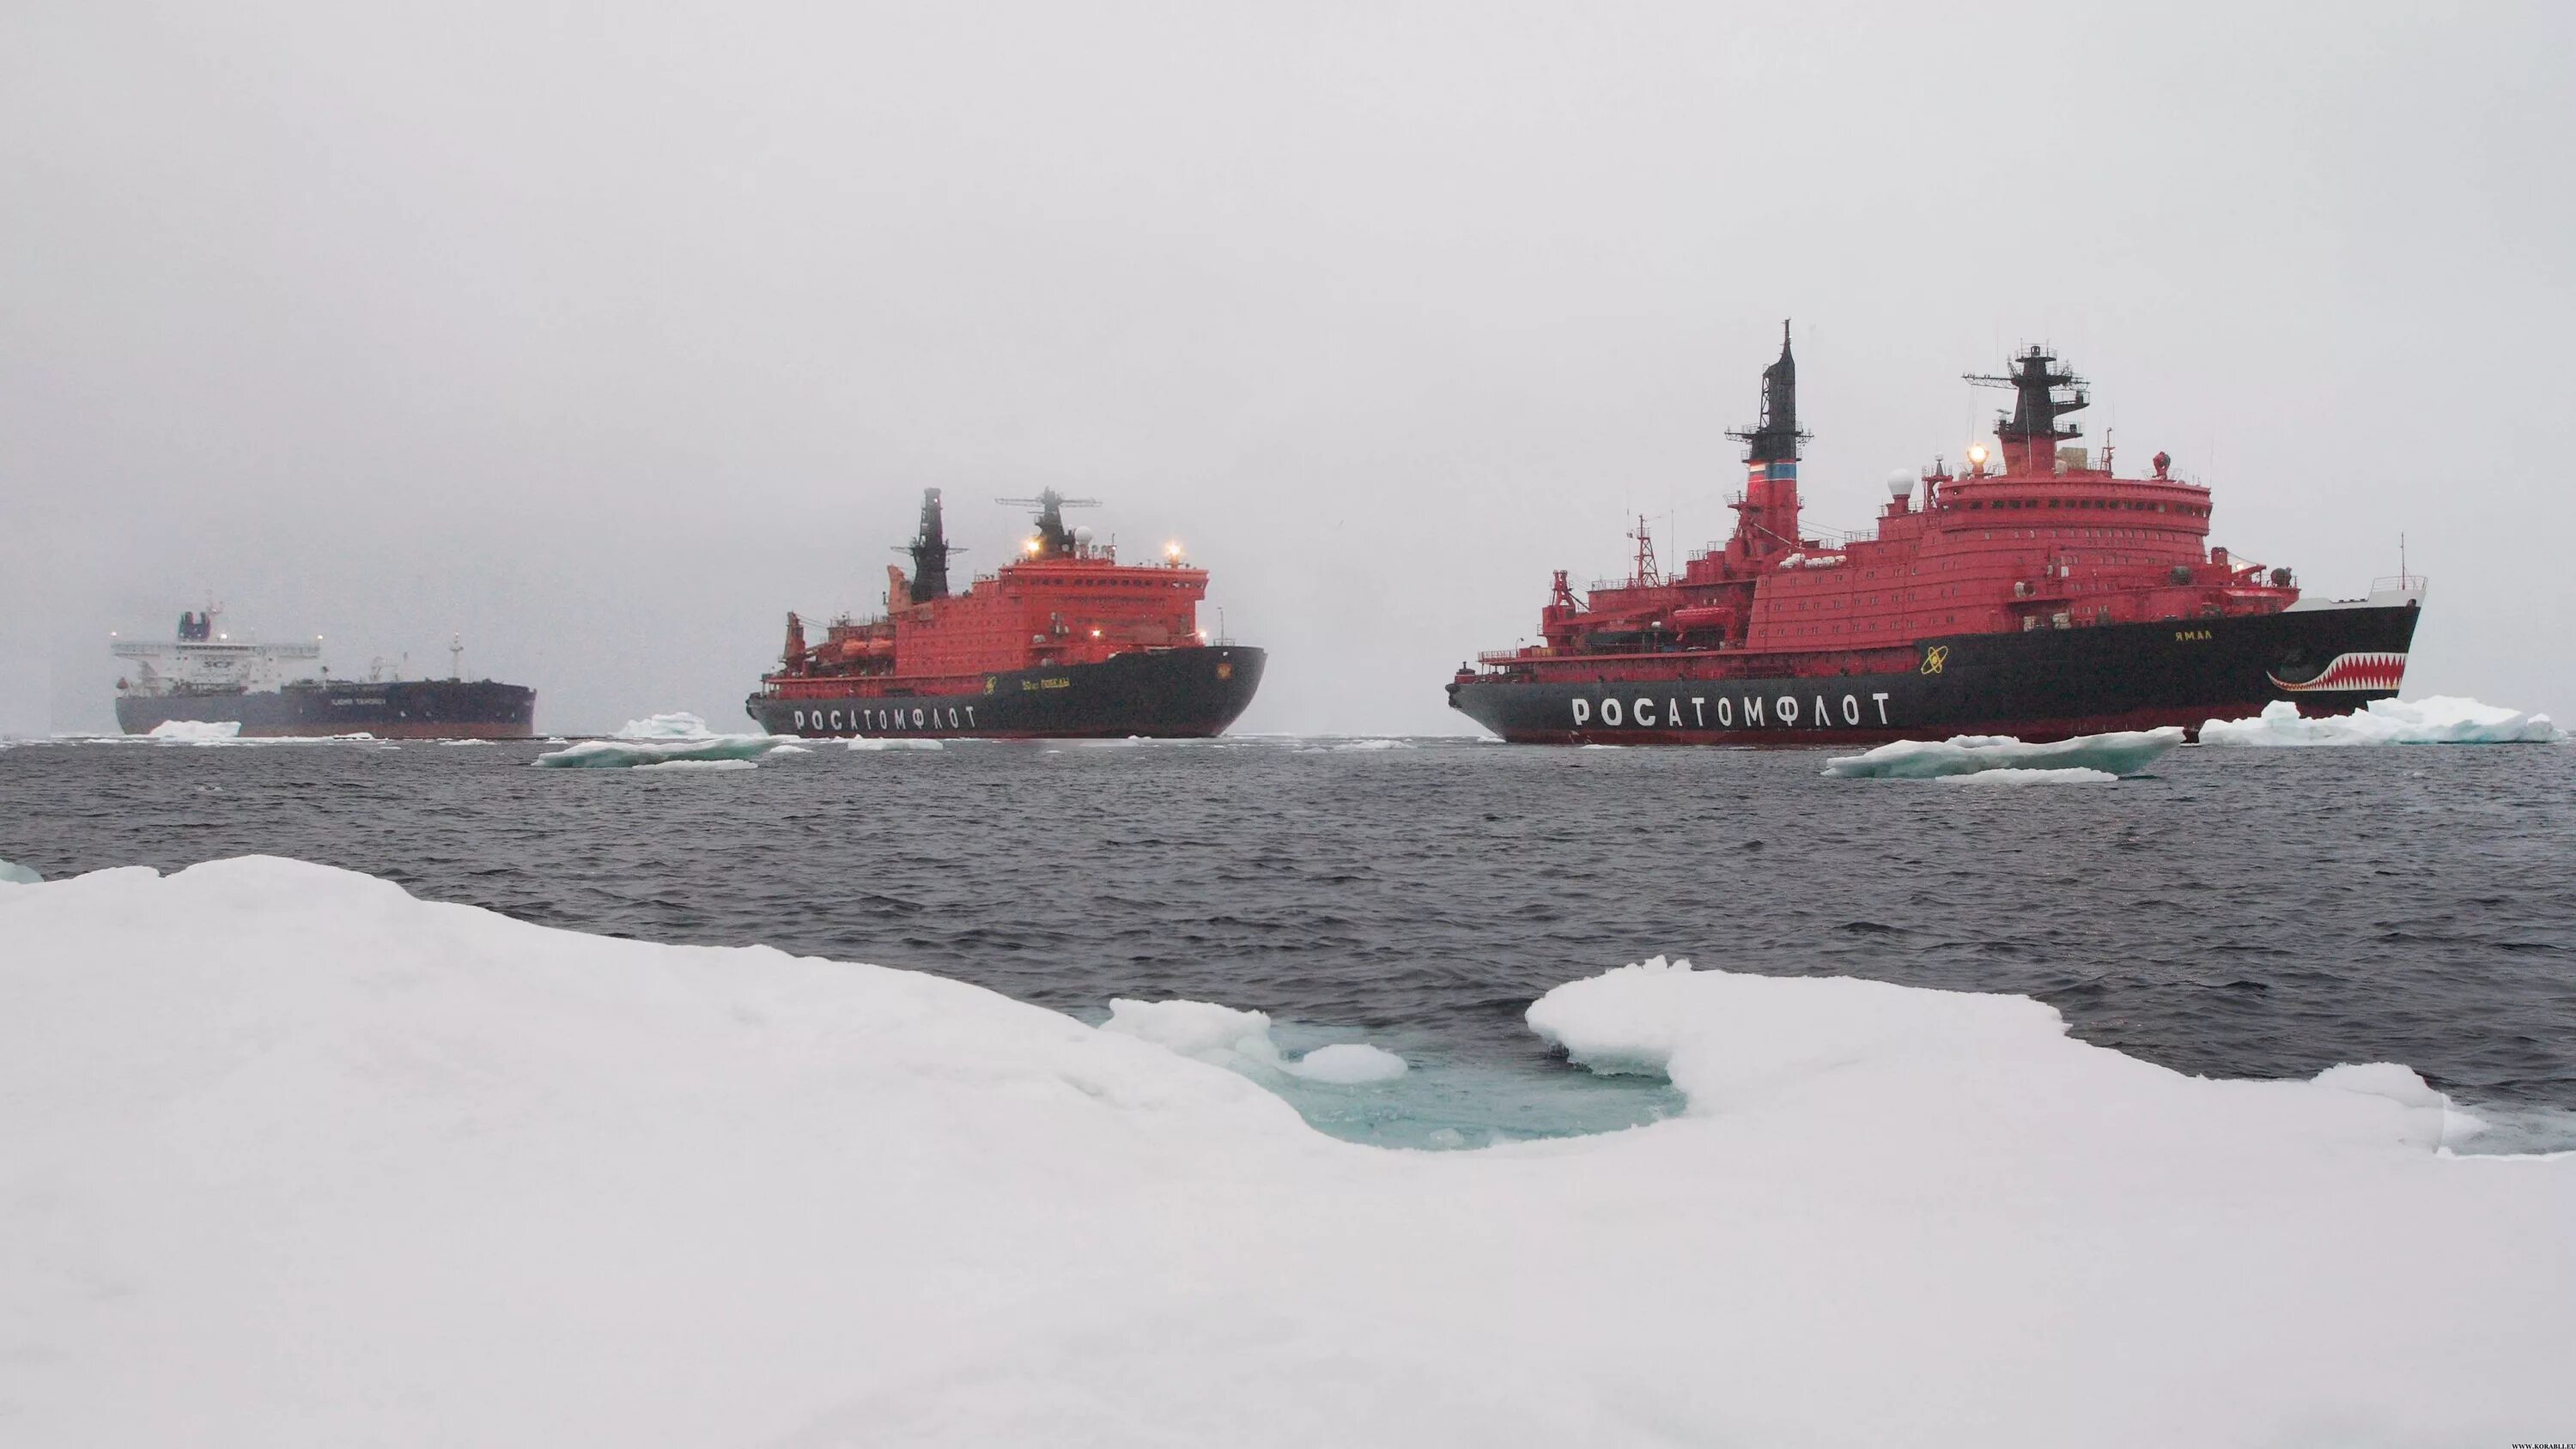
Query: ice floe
[
  {"left": 1824, "top": 725, "right": 2183, "bottom": 779},
  {"left": 1, "top": 866, "right": 2567, "bottom": 1446},
  {"left": 2200, "top": 696, "right": 2564, "bottom": 746},
  {"left": 107, "top": 723, "right": 378, "bottom": 747},
  {"left": 0, "top": 858, "right": 39, "bottom": 885},
  {"left": 534, "top": 711, "right": 792, "bottom": 768},
  {"left": 145, "top": 719, "right": 240, "bottom": 742},
  {"left": 631, "top": 758, "right": 760, "bottom": 773},
  {"left": 847, "top": 737, "right": 945, "bottom": 751}
]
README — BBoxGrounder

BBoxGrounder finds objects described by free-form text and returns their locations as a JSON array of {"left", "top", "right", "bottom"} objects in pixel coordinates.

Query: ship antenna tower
[
  {"left": 995, "top": 487, "right": 1102, "bottom": 561},
  {"left": 1628, "top": 515, "right": 1662, "bottom": 586},
  {"left": 449, "top": 633, "right": 463, "bottom": 682}
]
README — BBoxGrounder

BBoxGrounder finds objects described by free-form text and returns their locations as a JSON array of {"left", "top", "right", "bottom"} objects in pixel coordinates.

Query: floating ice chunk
[
  {"left": 1285, "top": 1042, "right": 1409, "bottom": 1083},
  {"left": 0, "top": 858, "right": 39, "bottom": 885},
  {"left": 631, "top": 758, "right": 757, "bottom": 773},
  {"left": 847, "top": 737, "right": 944, "bottom": 751},
  {"left": 533, "top": 732, "right": 788, "bottom": 768},
  {"left": 611, "top": 712, "right": 720, "bottom": 740},
  {"left": 436, "top": 739, "right": 490, "bottom": 747},
  {"left": 1931, "top": 766, "right": 2119, "bottom": 785},
  {"left": 2199, "top": 696, "right": 2563, "bottom": 746},
  {"left": 1825, "top": 726, "right": 2182, "bottom": 779},
  {"left": 766, "top": 743, "right": 812, "bottom": 755},
  {"left": 144, "top": 719, "right": 240, "bottom": 743}
]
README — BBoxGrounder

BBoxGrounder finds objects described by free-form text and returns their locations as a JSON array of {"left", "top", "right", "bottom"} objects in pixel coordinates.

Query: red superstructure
[
  {"left": 748, "top": 489, "right": 1263, "bottom": 740},
  {"left": 766, "top": 488, "right": 1211, "bottom": 701},
  {"left": 1505, "top": 330, "right": 2289, "bottom": 676}
]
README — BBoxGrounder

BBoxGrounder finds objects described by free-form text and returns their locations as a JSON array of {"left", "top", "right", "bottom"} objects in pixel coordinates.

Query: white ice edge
[
  {"left": 1, "top": 864, "right": 2567, "bottom": 1447},
  {"left": 1101, "top": 998, "right": 1410, "bottom": 1083}
]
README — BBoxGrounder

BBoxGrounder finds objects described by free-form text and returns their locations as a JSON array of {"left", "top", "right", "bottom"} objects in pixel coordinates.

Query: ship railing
[{"left": 2369, "top": 573, "right": 2427, "bottom": 594}]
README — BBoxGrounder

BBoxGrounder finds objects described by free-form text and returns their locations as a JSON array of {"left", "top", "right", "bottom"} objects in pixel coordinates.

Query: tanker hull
[
  {"left": 749, "top": 646, "right": 1263, "bottom": 740},
  {"left": 1449, "top": 603, "right": 2417, "bottom": 745},
  {"left": 115, "top": 680, "right": 538, "bottom": 739}
]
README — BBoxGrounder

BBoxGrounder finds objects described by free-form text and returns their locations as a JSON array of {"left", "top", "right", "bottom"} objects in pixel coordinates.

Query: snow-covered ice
[
  {"left": 847, "top": 737, "right": 945, "bottom": 751},
  {"left": 2, "top": 864, "right": 2569, "bottom": 1447},
  {"left": 2200, "top": 695, "right": 2564, "bottom": 746},
  {"left": 631, "top": 757, "right": 760, "bottom": 773},
  {"left": 1825, "top": 725, "right": 2183, "bottom": 779},
  {"left": 144, "top": 718, "right": 240, "bottom": 742}
]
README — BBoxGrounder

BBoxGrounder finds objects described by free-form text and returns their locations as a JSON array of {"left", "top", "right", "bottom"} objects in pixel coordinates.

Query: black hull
[
  {"left": 115, "top": 681, "right": 538, "bottom": 739},
  {"left": 1449, "top": 603, "right": 2421, "bottom": 745},
  {"left": 746, "top": 646, "right": 1265, "bottom": 739}
]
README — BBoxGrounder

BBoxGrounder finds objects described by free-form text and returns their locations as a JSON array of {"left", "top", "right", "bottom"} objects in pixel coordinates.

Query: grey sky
[{"left": 6, "top": 3, "right": 2570, "bottom": 735}]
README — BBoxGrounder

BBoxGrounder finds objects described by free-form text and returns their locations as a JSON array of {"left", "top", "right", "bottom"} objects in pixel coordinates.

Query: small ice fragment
[
  {"left": 1930, "top": 767, "right": 2118, "bottom": 785},
  {"left": 0, "top": 858, "right": 40, "bottom": 885},
  {"left": 533, "top": 733, "right": 788, "bottom": 768},
  {"left": 1824, "top": 727, "right": 2181, "bottom": 779},
  {"left": 1285, "top": 1043, "right": 1409, "bottom": 1083}
]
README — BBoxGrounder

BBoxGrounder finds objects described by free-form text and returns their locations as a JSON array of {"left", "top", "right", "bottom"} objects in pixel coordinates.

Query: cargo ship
[
  {"left": 1449, "top": 325, "right": 2423, "bottom": 743},
  {"left": 745, "top": 489, "right": 1263, "bottom": 738},
  {"left": 112, "top": 608, "right": 537, "bottom": 738}
]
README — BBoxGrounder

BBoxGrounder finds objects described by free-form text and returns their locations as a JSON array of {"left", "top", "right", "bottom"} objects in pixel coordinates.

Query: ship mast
[
  {"left": 902, "top": 488, "right": 958, "bottom": 601},
  {"left": 1724, "top": 320, "right": 1811, "bottom": 562},
  {"left": 1966, "top": 345, "right": 2087, "bottom": 476},
  {"left": 1628, "top": 516, "right": 1662, "bottom": 587}
]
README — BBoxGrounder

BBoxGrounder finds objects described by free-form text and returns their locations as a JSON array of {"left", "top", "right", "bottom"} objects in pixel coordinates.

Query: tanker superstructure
[
  {"left": 746, "top": 489, "right": 1263, "bottom": 738},
  {"left": 1449, "top": 325, "right": 2423, "bottom": 743},
  {"left": 112, "top": 608, "right": 536, "bottom": 738}
]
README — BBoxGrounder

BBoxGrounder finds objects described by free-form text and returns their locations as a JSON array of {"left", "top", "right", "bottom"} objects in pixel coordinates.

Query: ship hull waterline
[
  {"left": 1449, "top": 603, "right": 2418, "bottom": 746},
  {"left": 115, "top": 681, "right": 537, "bottom": 739},
  {"left": 748, "top": 646, "right": 1265, "bottom": 740}
]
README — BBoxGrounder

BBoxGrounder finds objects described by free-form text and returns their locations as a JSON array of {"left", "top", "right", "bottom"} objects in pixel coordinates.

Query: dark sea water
[{"left": 6, "top": 734, "right": 2573, "bottom": 1146}]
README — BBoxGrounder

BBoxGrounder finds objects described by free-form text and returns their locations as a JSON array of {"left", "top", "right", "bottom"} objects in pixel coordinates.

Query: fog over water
[{"left": 4, "top": 3, "right": 2570, "bottom": 736}]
